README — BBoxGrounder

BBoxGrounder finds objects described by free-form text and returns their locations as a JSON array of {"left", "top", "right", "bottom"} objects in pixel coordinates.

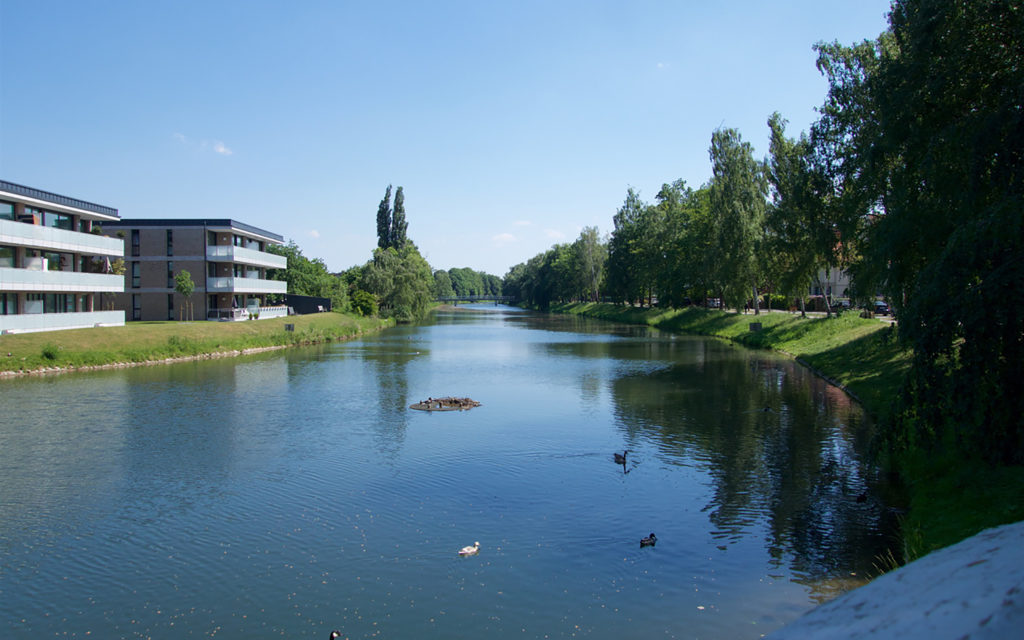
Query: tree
[
  {"left": 433, "top": 269, "right": 455, "bottom": 299},
  {"left": 708, "top": 128, "right": 768, "bottom": 313},
  {"left": 362, "top": 245, "right": 433, "bottom": 322},
  {"left": 267, "top": 241, "right": 349, "bottom": 312},
  {"left": 572, "top": 226, "right": 607, "bottom": 302},
  {"left": 815, "top": 0, "right": 1024, "bottom": 463},
  {"left": 174, "top": 269, "right": 195, "bottom": 321},
  {"left": 766, "top": 112, "right": 837, "bottom": 316},
  {"left": 375, "top": 184, "right": 409, "bottom": 251},
  {"left": 606, "top": 188, "right": 648, "bottom": 305},
  {"left": 376, "top": 185, "right": 392, "bottom": 249},
  {"left": 391, "top": 186, "right": 408, "bottom": 249}
]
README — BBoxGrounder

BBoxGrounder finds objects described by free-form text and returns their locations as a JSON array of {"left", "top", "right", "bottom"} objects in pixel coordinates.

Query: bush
[{"left": 41, "top": 343, "right": 59, "bottom": 361}]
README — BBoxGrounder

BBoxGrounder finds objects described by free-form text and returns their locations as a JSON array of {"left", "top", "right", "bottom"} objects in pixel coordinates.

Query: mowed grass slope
[{"left": 0, "top": 313, "right": 393, "bottom": 373}]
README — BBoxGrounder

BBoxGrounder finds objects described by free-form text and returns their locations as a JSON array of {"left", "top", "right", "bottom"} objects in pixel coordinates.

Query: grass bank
[
  {"left": 549, "top": 302, "right": 1024, "bottom": 562},
  {"left": 0, "top": 312, "right": 393, "bottom": 375}
]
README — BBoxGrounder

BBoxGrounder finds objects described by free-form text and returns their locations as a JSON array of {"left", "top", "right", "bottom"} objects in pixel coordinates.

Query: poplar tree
[
  {"left": 376, "top": 185, "right": 392, "bottom": 249},
  {"left": 391, "top": 186, "right": 408, "bottom": 249}
]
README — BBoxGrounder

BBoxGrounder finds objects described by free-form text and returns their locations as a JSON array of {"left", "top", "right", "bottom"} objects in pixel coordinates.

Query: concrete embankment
[{"left": 767, "top": 520, "right": 1024, "bottom": 639}]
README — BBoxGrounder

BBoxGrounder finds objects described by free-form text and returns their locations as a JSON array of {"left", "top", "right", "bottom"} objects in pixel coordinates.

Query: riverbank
[
  {"left": 0, "top": 312, "right": 394, "bottom": 376},
  {"left": 545, "top": 302, "right": 1024, "bottom": 563}
]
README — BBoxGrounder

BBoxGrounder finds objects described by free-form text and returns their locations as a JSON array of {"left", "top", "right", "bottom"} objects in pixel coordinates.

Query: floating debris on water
[{"left": 410, "top": 396, "right": 482, "bottom": 411}]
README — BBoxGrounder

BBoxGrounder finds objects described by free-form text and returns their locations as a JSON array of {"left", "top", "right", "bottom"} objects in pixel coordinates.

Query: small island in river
[{"left": 410, "top": 396, "right": 482, "bottom": 411}]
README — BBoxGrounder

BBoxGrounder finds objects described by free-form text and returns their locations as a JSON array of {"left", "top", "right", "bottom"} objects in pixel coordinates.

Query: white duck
[{"left": 458, "top": 541, "right": 481, "bottom": 556}]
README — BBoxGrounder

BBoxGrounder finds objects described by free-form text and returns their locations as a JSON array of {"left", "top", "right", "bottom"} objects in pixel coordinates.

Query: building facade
[
  {"left": 101, "top": 219, "right": 288, "bottom": 321},
  {"left": 0, "top": 180, "right": 126, "bottom": 333}
]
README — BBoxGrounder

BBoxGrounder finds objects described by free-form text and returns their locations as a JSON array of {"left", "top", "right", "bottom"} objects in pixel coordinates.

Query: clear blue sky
[{"left": 0, "top": 0, "right": 892, "bottom": 276}]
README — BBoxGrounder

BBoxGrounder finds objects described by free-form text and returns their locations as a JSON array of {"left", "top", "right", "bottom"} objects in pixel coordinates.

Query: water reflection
[{"left": 607, "top": 337, "right": 891, "bottom": 598}]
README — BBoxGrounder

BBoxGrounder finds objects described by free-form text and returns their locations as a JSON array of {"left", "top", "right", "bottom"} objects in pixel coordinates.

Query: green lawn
[{"left": 0, "top": 312, "right": 393, "bottom": 373}]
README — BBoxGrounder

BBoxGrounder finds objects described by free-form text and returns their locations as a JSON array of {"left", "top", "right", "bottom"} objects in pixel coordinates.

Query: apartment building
[
  {"left": 101, "top": 219, "right": 288, "bottom": 321},
  {"left": 0, "top": 180, "right": 126, "bottom": 333}
]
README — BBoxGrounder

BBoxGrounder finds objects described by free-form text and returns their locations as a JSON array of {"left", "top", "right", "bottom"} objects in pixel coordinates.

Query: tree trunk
[{"left": 752, "top": 283, "right": 761, "bottom": 315}]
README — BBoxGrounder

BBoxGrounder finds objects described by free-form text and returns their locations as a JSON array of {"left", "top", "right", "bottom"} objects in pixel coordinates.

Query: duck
[
  {"left": 329, "top": 631, "right": 342, "bottom": 639},
  {"left": 640, "top": 532, "right": 657, "bottom": 547},
  {"left": 613, "top": 450, "right": 629, "bottom": 464},
  {"left": 459, "top": 541, "right": 481, "bottom": 556}
]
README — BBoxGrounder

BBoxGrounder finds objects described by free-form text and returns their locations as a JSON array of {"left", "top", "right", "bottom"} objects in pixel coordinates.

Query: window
[
  {"left": 168, "top": 293, "right": 175, "bottom": 320},
  {"left": 167, "top": 261, "right": 174, "bottom": 288},
  {"left": 0, "top": 245, "right": 13, "bottom": 268},
  {"left": 0, "top": 200, "right": 14, "bottom": 220},
  {"left": 0, "top": 292, "right": 15, "bottom": 315},
  {"left": 132, "top": 294, "right": 141, "bottom": 321},
  {"left": 47, "top": 212, "right": 73, "bottom": 230},
  {"left": 166, "top": 230, "right": 173, "bottom": 256},
  {"left": 131, "top": 261, "right": 140, "bottom": 288},
  {"left": 131, "top": 229, "right": 140, "bottom": 257},
  {"left": 207, "top": 231, "right": 217, "bottom": 247}
]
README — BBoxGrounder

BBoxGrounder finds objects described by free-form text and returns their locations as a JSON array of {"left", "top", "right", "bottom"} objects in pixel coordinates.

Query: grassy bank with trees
[
  {"left": 0, "top": 312, "right": 392, "bottom": 375},
  {"left": 549, "top": 302, "right": 1024, "bottom": 563}
]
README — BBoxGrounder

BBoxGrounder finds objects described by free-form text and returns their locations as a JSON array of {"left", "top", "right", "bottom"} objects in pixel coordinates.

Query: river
[{"left": 0, "top": 306, "right": 895, "bottom": 639}]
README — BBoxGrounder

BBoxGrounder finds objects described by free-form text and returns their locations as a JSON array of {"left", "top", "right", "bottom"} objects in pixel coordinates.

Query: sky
[{"left": 0, "top": 0, "right": 893, "bottom": 277}]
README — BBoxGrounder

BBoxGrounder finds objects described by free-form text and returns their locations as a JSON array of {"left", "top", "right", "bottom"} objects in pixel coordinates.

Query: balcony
[
  {"left": 0, "top": 310, "right": 125, "bottom": 334},
  {"left": 0, "top": 267, "right": 124, "bottom": 293},
  {"left": 206, "top": 245, "right": 287, "bottom": 269},
  {"left": 0, "top": 219, "right": 124, "bottom": 257},
  {"left": 206, "top": 276, "right": 287, "bottom": 294}
]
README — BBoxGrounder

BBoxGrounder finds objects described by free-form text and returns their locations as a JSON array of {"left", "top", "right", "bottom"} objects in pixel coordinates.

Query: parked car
[{"left": 873, "top": 300, "right": 890, "bottom": 315}]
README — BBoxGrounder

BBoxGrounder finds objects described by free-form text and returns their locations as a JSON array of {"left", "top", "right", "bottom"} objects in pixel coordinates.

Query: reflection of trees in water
[
  {"left": 611, "top": 342, "right": 894, "bottom": 586},
  {"left": 361, "top": 339, "right": 420, "bottom": 460}
]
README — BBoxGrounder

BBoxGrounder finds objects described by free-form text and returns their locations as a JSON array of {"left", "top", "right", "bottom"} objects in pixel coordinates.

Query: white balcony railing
[
  {"left": 0, "top": 267, "right": 124, "bottom": 293},
  {"left": 206, "top": 276, "right": 288, "bottom": 294},
  {"left": 207, "top": 305, "right": 289, "bottom": 321},
  {"left": 0, "top": 219, "right": 124, "bottom": 257},
  {"left": 205, "top": 245, "right": 287, "bottom": 269},
  {"left": 0, "top": 310, "right": 125, "bottom": 334}
]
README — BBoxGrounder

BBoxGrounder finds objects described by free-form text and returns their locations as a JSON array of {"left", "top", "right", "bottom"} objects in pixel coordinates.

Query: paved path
[{"left": 767, "top": 521, "right": 1024, "bottom": 639}]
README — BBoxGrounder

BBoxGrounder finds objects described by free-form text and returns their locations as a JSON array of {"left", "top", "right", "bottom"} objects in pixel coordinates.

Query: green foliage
[
  {"left": 267, "top": 241, "right": 348, "bottom": 311},
  {"left": 390, "top": 186, "right": 408, "bottom": 249},
  {"left": 360, "top": 246, "right": 433, "bottom": 322},
  {"left": 709, "top": 127, "right": 768, "bottom": 312},
  {"left": 174, "top": 270, "right": 195, "bottom": 298},
  {"left": 816, "top": 0, "right": 1024, "bottom": 464},
  {"left": 41, "top": 343, "right": 59, "bottom": 361},
  {"left": 433, "top": 269, "right": 455, "bottom": 298},
  {"left": 376, "top": 185, "right": 392, "bottom": 250},
  {"left": 350, "top": 289, "right": 377, "bottom": 317},
  {"left": 375, "top": 184, "right": 408, "bottom": 251}
]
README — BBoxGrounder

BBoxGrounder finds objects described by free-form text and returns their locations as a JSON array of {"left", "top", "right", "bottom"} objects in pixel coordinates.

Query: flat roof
[
  {"left": 0, "top": 179, "right": 119, "bottom": 219},
  {"left": 104, "top": 218, "right": 284, "bottom": 243}
]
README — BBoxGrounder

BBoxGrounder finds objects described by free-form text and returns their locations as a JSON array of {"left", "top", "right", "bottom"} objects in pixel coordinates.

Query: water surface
[{"left": 0, "top": 306, "right": 893, "bottom": 638}]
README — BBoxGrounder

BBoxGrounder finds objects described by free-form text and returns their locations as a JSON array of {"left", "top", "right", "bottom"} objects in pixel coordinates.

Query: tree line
[{"left": 503, "top": 0, "right": 1024, "bottom": 466}]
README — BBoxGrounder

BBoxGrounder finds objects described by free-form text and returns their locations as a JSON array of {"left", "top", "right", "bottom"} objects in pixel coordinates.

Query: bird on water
[
  {"left": 613, "top": 450, "right": 629, "bottom": 464},
  {"left": 640, "top": 532, "right": 657, "bottom": 547},
  {"left": 459, "top": 541, "right": 481, "bottom": 556}
]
